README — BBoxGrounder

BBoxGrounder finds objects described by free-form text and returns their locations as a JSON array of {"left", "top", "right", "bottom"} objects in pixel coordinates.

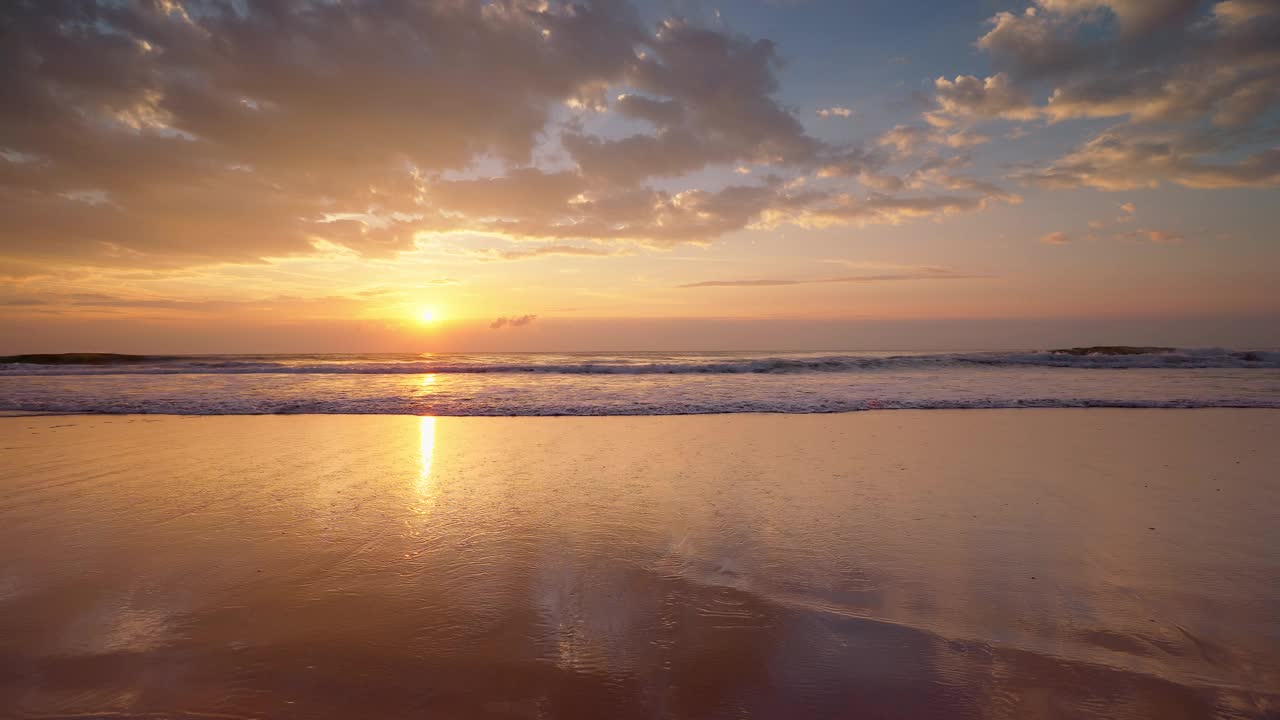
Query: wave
[
  {"left": 0, "top": 352, "right": 154, "bottom": 365},
  {"left": 5, "top": 397, "right": 1277, "bottom": 416},
  {"left": 1, "top": 348, "right": 1278, "bottom": 376}
]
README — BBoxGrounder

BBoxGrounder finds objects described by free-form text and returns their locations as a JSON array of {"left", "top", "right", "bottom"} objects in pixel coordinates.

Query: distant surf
[
  {"left": 2, "top": 348, "right": 1278, "bottom": 377},
  {"left": 2, "top": 348, "right": 1278, "bottom": 415}
]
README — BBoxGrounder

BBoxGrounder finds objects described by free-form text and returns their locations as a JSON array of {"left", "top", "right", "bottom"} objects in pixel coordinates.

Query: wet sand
[{"left": 1, "top": 410, "right": 1277, "bottom": 719}]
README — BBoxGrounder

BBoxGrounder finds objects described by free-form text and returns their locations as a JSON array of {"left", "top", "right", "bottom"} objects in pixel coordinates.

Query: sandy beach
[{"left": 1, "top": 409, "right": 1277, "bottom": 719}]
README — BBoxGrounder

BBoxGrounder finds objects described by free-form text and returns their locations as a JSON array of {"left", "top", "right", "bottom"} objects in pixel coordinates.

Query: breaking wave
[
  {"left": 4, "top": 397, "right": 1278, "bottom": 416},
  {"left": 2, "top": 348, "right": 1278, "bottom": 376}
]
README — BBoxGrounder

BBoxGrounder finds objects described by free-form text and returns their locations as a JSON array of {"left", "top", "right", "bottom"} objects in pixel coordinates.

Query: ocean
[{"left": 3, "top": 348, "right": 1278, "bottom": 415}]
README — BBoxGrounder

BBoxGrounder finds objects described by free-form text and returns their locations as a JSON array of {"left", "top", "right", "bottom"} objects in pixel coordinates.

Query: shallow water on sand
[{"left": 1, "top": 411, "right": 1278, "bottom": 719}]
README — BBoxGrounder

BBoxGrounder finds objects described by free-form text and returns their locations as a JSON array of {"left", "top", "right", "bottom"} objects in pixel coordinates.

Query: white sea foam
[{"left": 2, "top": 348, "right": 1278, "bottom": 376}]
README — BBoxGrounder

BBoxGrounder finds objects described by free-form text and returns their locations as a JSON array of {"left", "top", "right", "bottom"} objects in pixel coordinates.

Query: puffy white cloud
[
  {"left": 560, "top": 18, "right": 829, "bottom": 185},
  {"left": 939, "top": 0, "right": 1280, "bottom": 131},
  {"left": 817, "top": 107, "right": 854, "bottom": 118},
  {"left": 977, "top": 8, "right": 1084, "bottom": 78},
  {"left": 933, "top": 0, "right": 1280, "bottom": 193},
  {"left": 930, "top": 74, "right": 1039, "bottom": 122}
]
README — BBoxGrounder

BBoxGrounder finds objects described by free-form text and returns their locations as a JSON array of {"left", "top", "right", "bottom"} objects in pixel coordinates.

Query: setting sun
[{"left": 416, "top": 307, "right": 443, "bottom": 325}]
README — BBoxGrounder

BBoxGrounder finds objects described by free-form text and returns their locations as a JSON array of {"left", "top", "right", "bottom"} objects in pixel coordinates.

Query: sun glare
[{"left": 416, "top": 307, "right": 443, "bottom": 325}]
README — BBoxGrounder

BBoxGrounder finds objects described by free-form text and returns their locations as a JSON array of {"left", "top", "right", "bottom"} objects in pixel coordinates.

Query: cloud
[
  {"left": 355, "top": 280, "right": 461, "bottom": 295},
  {"left": 977, "top": 8, "right": 1084, "bottom": 78},
  {"left": 771, "top": 191, "right": 1019, "bottom": 229},
  {"left": 1020, "top": 128, "right": 1280, "bottom": 190},
  {"left": 422, "top": 178, "right": 803, "bottom": 246},
  {"left": 1036, "top": 0, "right": 1201, "bottom": 33},
  {"left": 614, "top": 94, "right": 686, "bottom": 127},
  {"left": 0, "top": 0, "right": 647, "bottom": 268},
  {"left": 814, "top": 145, "right": 887, "bottom": 178},
  {"left": 679, "top": 279, "right": 805, "bottom": 288},
  {"left": 875, "top": 124, "right": 993, "bottom": 160},
  {"left": 6, "top": 1, "right": 1016, "bottom": 273},
  {"left": 490, "top": 314, "right": 538, "bottom": 329},
  {"left": 1214, "top": 0, "right": 1277, "bottom": 26},
  {"left": 561, "top": 18, "right": 828, "bottom": 185},
  {"left": 429, "top": 169, "right": 588, "bottom": 223},
  {"left": 877, "top": 125, "right": 932, "bottom": 156},
  {"left": 929, "top": 73, "right": 1039, "bottom": 123},
  {"left": 678, "top": 269, "right": 989, "bottom": 288},
  {"left": 11, "top": 0, "right": 1248, "bottom": 281},
  {"left": 942, "top": 130, "right": 992, "bottom": 148},
  {"left": 932, "top": 0, "right": 1280, "bottom": 141},
  {"left": 561, "top": 128, "right": 719, "bottom": 186},
  {"left": 469, "top": 244, "right": 618, "bottom": 261},
  {"left": 1114, "top": 228, "right": 1184, "bottom": 243},
  {"left": 416, "top": 166, "right": 1015, "bottom": 247},
  {"left": 817, "top": 106, "right": 854, "bottom": 118},
  {"left": 768, "top": 156, "right": 1023, "bottom": 226},
  {"left": 858, "top": 171, "right": 1019, "bottom": 203},
  {"left": 0, "top": 289, "right": 372, "bottom": 317},
  {"left": 1028, "top": 221, "right": 1182, "bottom": 245}
]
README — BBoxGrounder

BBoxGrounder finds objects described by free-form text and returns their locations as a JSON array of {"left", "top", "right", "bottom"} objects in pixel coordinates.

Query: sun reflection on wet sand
[{"left": 414, "top": 416, "right": 438, "bottom": 512}]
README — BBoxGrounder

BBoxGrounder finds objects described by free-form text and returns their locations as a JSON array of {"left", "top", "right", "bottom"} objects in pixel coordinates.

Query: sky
[{"left": 1, "top": 0, "right": 1278, "bottom": 353}]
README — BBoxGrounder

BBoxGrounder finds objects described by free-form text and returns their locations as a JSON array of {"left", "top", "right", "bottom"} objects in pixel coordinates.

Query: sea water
[{"left": 2, "top": 348, "right": 1278, "bottom": 415}]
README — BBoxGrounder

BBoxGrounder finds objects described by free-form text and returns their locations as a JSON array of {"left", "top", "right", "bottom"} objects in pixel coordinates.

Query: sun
[{"left": 416, "top": 306, "right": 444, "bottom": 325}]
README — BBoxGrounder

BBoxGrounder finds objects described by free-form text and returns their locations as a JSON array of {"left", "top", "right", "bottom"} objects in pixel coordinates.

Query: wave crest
[{"left": 0, "top": 348, "right": 1277, "bottom": 376}]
